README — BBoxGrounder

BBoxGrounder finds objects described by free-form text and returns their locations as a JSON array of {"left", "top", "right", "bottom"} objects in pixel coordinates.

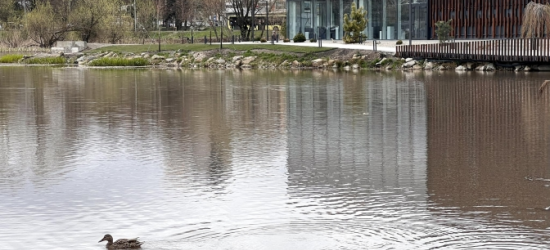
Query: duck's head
[{"left": 99, "top": 234, "right": 114, "bottom": 243}]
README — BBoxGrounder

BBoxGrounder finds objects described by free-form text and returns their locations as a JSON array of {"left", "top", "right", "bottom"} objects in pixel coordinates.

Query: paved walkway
[{"left": 238, "top": 39, "right": 442, "bottom": 53}]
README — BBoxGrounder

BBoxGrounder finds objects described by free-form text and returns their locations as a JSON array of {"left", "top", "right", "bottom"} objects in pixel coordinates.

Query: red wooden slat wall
[{"left": 429, "top": 0, "right": 549, "bottom": 39}]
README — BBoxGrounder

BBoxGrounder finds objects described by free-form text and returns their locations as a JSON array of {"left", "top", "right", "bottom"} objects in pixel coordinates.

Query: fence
[{"left": 396, "top": 38, "right": 550, "bottom": 63}]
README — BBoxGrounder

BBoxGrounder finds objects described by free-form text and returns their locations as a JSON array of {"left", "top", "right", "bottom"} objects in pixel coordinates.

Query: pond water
[{"left": 1, "top": 67, "right": 550, "bottom": 249}]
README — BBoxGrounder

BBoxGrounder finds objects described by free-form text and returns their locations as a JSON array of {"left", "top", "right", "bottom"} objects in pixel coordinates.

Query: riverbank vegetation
[
  {"left": 24, "top": 56, "right": 66, "bottom": 65},
  {"left": 88, "top": 57, "right": 150, "bottom": 66},
  {"left": 0, "top": 54, "right": 23, "bottom": 63}
]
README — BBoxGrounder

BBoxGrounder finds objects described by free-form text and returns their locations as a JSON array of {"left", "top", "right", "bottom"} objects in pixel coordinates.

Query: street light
[{"left": 220, "top": 0, "right": 223, "bottom": 49}]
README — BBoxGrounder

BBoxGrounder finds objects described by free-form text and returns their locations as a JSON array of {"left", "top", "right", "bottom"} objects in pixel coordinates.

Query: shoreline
[{"left": 2, "top": 47, "right": 550, "bottom": 72}]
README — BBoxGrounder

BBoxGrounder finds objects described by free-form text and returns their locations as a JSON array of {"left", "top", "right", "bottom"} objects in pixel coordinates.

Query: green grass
[
  {"left": 88, "top": 57, "right": 150, "bottom": 67},
  {"left": 25, "top": 57, "right": 66, "bottom": 65},
  {"left": 89, "top": 44, "right": 334, "bottom": 54},
  {"left": 0, "top": 54, "right": 24, "bottom": 63}
]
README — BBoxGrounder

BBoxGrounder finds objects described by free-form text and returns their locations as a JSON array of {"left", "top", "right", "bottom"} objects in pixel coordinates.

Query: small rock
[
  {"left": 216, "top": 58, "right": 226, "bottom": 64},
  {"left": 405, "top": 58, "right": 414, "bottom": 62},
  {"left": 165, "top": 58, "right": 175, "bottom": 63},
  {"left": 485, "top": 63, "right": 496, "bottom": 71},
  {"left": 152, "top": 54, "right": 165, "bottom": 60},
  {"left": 352, "top": 64, "right": 360, "bottom": 69}
]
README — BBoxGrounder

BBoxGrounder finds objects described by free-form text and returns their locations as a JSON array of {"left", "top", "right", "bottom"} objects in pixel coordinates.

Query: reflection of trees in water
[
  {"left": 0, "top": 67, "right": 72, "bottom": 188},
  {"left": 425, "top": 72, "right": 550, "bottom": 229}
]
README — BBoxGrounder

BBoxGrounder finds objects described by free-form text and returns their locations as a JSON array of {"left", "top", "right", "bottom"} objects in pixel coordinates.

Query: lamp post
[
  {"left": 220, "top": 0, "right": 223, "bottom": 49},
  {"left": 266, "top": 0, "right": 269, "bottom": 42},
  {"left": 157, "top": 0, "right": 161, "bottom": 52}
]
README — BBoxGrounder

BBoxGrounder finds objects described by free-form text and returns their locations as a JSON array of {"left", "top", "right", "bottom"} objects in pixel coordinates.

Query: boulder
[
  {"left": 376, "top": 58, "right": 387, "bottom": 66},
  {"left": 232, "top": 55, "right": 243, "bottom": 62},
  {"left": 455, "top": 65, "right": 467, "bottom": 71},
  {"left": 312, "top": 58, "right": 326, "bottom": 67},
  {"left": 405, "top": 58, "right": 414, "bottom": 62},
  {"left": 292, "top": 60, "right": 302, "bottom": 67},
  {"left": 193, "top": 52, "right": 207, "bottom": 62},
  {"left": 402, "top": 60, "right": 416, "bottom": 68},
  {"left": 352, "top": 64, "right": 360, "bottom": 69},
  {"left": 485, "top": 63, "right": 496, "bottom": 71},
  {"left": 215, "top": 58, "right": 226, "bottom": 64},
  {"left": 537, "top": 65, "right": 550, "bottom": 71},
  {"left": 424, "top": 62, "right": 435, "bottom": 70},
  {"left": 151, "top": 54, "right": 165, "bottom": 60},
  {"left": 475, "top": 65, "right": 486, "bottom": 71},
  {"left": 242, "top": 56, "right": 256, "bottom": 64}
]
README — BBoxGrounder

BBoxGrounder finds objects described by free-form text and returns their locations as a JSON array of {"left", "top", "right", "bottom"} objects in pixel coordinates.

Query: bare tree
[
  {"left": 230, "top": 0, "right": 260, "bottom": 41},
  {"left": 24, "top": 1, "right": 68, "bottom": 47},
  {"left": 68, "top": 0, "right": 105, "bottom": 42},
  {"left": 201, "top": 0, "right": 224, "bottom": 39}
]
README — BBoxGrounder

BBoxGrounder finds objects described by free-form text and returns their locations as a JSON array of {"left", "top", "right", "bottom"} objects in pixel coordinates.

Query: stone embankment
[{"left": 6, "top": 49, "right": 550, "bottom": 72}]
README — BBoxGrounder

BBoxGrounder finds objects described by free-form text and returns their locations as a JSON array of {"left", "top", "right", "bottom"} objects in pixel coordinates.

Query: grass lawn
[{"left": 89, "top": 44, "right": 335, "bottom": 54}]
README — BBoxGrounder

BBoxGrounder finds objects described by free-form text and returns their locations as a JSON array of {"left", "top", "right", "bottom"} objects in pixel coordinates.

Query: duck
[{"left": 98, "top": 234, "right": 144, "bottom": 249}]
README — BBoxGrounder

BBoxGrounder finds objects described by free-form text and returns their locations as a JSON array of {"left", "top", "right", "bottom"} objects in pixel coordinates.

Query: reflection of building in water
[
  {"left": 286, "top": 73, "right": 427, "bottom": 201},
  {"left": 425, "top": 74, "right": 550, "bottom": 229}
]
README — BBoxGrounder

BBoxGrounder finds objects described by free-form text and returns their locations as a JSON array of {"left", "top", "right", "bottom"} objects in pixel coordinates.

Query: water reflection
[
  {"left": 425, "top": 72, "right": 550, "bottom": 244},
  {"left": 2, "top": 67, "right": 550, "bottom": 249}
]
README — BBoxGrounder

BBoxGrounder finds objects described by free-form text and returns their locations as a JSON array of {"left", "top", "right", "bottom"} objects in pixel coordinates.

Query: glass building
[{"left": 286, "top": 0, "right": 428, "bottom": 40}]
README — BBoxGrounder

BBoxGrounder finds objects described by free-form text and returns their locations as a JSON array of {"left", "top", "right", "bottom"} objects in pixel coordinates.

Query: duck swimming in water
[{"left": 98, "top": 234, "right": 143, "bottom": 249}]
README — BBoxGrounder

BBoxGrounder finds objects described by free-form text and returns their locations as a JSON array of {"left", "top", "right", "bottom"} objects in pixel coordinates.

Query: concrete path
[{"left": 237, "top": 39, "right": 442, "bottom": 53}]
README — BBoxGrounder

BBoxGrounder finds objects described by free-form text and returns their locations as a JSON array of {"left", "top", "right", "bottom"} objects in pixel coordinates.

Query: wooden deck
[{"left": 396, "top": 38, "right": 550, "bottom": 63}]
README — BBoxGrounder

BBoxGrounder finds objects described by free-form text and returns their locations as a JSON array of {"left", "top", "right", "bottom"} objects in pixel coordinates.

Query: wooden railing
[{"left": 396, "top": 38, "right": 550, "bottom": 63}]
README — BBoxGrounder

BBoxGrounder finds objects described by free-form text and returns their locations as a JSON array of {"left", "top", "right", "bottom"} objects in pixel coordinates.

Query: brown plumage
[
  {"left": 540, "top": 80, "right": 550, "bottom": 93},
  {"left": 98, "top": 234, "right": 143, "bottom": 249}
]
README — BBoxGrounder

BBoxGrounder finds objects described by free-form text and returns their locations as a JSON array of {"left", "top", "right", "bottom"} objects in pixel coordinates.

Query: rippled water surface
[{"left": 2, "top": 67, "right": 550, "bottom": 249}]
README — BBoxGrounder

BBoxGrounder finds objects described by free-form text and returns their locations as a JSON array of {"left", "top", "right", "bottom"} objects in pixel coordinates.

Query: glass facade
[{"left": 286, "top": 0, "right": 428, "bottom": 40}]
